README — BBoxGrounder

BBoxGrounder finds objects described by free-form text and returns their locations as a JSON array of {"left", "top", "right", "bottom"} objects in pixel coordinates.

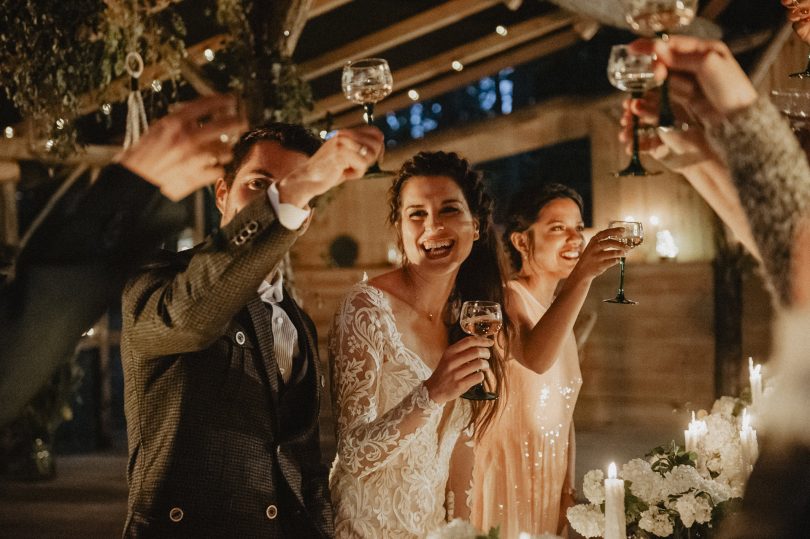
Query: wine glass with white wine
[
  {"left": 621, "top": 0, "right": 698, "bottom": 128},
  {"left": 607, "top": 45, "right": 662, "bottom": 177},
  {"left": 603, "top": 220, "right": 644, "bottom": 304},
  {"left": 341, "top": 58, "right": 393, "bottom": 178},
  {"left": 459, "top": 300, "right": 502, "bottom": 401}
]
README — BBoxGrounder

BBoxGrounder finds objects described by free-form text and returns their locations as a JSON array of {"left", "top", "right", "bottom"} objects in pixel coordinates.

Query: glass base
[
  {"left": 363, "top": 161, "right": 395, "bottom": 179},
  {"left": 460, "top": 383, "right": 498, "bottom": 401},
  {"left": 613, "top": 162, "right": 661, "bottom": 177},
  {"left": 789, "top": 70, "right": 810, "bottom": 79},
  {"left": 603, "top": 295, "right": 637, "bottom": 305}
]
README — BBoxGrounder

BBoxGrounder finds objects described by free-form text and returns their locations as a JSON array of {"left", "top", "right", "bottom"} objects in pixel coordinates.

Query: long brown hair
[{"left": 388, "top": 151, "right": 512, "bottom": 438}]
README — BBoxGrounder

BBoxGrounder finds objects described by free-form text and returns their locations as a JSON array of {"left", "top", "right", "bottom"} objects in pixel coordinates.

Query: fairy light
[
  {"left": 649, "top": 215, "right": 661, "bottom": 226},
  {"left": 55, "top": 118, "right": 66, "bottom": 130},
  {"left": 203, "top": 48, "right": 215, "bottom": 62},
  {"left": 151, "top": 79, "right": 162, "bottom": 92},
  {"left": 319, "top": 130, "right": 328, "bottom": 139},
  {"left": 3, "top": 126, "right": 13, "bottom": 139},
  {"left": 45, "top": 139, "right": 55, "bottom": 151},
  {"left": 451, "top": 60, "right": 464, "bottom": 71},
  {"left": 101, "top": 103, "right": 112, "bottom": 115},
  {"left": 407, "top": 89, "right": 420, "bottom": 101},
  {"left": 495, "top": 25, "right": 508, "bottom": 36}
]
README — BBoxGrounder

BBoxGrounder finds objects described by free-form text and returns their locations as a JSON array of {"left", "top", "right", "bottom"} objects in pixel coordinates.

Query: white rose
[
  {"left": 566, "top": 504, "right": 605, "bottom": 538},
  {"left": 583, "top": 469, "right": 605, "bottom": 505}
]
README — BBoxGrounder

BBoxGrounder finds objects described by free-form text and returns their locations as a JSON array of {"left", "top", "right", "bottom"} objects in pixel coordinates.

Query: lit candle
[
  {"left": 748, "top": 357, "right": 763, "bottom": 408},
  {"left": 604, "top": 462, "right": 626, "bottom": 539},
  {"left": 684, "top": 411, "right": 707, "bottom": 454},
  {"left": 740, "top": 409, "right": 759, "bottom": 474}
]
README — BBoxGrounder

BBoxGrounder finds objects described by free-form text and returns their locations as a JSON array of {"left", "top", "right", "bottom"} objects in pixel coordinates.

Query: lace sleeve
[{"left": 329, "top": 285, "right": 443, "bottom": 478}]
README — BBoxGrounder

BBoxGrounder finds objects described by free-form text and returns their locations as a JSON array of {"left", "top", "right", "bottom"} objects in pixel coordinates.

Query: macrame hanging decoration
[{"left": 123, "top": 51, "right": 149, "bottom": 148}]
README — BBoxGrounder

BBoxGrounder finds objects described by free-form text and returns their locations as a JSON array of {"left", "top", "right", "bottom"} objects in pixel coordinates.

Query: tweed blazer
[{"left": 121, "top": 195, "right": 333, "bottom": 538}]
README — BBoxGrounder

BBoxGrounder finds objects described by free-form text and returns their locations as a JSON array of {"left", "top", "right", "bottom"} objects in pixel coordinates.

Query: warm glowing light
[
  {"left": 656, "top": 229, "right": 679, "bottom": 259},
  {"left": 3, "top": 126, "right": 13, "bottom": 139},
  {"left": 451, "top": 60, "right": 464, "bottom": 71},
  {"left": 649, "top": 215, "right": 661, "bottom": 226},
  {"left": 151, "top": 79, "right": 163, "bottom": 92},
  {"left": 101, "top": 103, "right": 112, "bottom": 115},
  {"left": 407, "top": 89, "right": 420, "bottom": 101},
  {"left": 319, "top": 130, "right": 328, "bottom": 139},
  {"left": 608, "top": 462, "right": 617, "bottom": 479},
  {"left": 203, "top": 48, "right": 215, "bottom": 62},
  {"left": 496, "top": 25, "right": 508, "bottom": 36}
]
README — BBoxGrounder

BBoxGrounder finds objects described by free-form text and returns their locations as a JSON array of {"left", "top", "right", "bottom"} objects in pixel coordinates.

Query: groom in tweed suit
[{"left": 121, "top": 122, "right": 383, "bottom": 538}]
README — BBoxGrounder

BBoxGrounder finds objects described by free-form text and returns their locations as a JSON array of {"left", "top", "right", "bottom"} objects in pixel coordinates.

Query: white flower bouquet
[{"left": 567, "top": 397, "right": 748, "bottom": 538}]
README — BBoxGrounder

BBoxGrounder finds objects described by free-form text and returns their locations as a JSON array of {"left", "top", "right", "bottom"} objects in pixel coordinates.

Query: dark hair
[
  {"left": 388, "top": 151, "right": 511, "bottom": 438},
  {"left": 223, "top": 122, "right": 322, "bottom": 187},
  {"left": 503, "top": 183, "right": 584, "bottom": 272}
]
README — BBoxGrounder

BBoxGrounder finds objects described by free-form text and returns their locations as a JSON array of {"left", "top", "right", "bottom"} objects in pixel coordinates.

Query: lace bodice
[{"left": 329, "top": 281, "right": 470, "bottom": 538}]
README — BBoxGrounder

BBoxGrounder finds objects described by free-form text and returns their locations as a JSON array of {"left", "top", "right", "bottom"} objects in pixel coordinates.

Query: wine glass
[
  {"left": 622, "top": 0, "right": 698, "bottom": 128},
  {"left": 459, "top": 300, "right": 502, "bottom": 401},
  {"left": 607, "top": 45, "right": 662, "bottom": 177},
  {"left": 341, "top": 58, "right": 393, "bottom": 178},
  {"left": 603, "top": 221, "right": 644, "bottom": 304}
]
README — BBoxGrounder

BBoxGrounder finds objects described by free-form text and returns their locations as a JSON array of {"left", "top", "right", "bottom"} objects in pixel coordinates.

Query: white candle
[
  {"left": 748, "top": 357, "right": 763, "bottom": 408},
  {"left": 740, "top": 409, "right": 759, "bottom": 473},
  {"left": 684, "top": 411, "right": 707, "bottom": 454},
  {"left": 604, "top": 462, "right": 626, "bottom": 539}
]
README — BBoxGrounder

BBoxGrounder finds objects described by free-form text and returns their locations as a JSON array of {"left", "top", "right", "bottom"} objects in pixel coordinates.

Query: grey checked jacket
[{"left": 121, "top": 194, "right": 333, "bottom": 538}]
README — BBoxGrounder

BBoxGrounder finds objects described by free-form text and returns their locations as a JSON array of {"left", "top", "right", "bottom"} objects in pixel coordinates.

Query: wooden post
[{"left": 0, "top": 160, "right": 20, "bottom": 250}]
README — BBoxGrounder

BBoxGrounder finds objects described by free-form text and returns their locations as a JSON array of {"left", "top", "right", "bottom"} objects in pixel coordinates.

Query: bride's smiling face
[{"left": 397, "top": 175, "right": 479, "bottom": 274}]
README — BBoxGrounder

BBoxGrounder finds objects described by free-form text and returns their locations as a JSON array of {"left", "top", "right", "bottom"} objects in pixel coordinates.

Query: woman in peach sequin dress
[{"left": 470, "top": 184, "right": 625, "bottom": 538}]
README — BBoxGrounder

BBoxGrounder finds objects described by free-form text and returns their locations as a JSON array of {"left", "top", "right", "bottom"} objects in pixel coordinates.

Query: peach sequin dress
[{"left": 471, "top": 280, "right": 582, "bottom": 538}]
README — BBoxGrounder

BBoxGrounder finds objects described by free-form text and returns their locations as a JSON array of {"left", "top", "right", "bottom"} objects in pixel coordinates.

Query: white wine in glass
[
  {"left": 459, "top": 300, "right": 502, "bottom": 401},
  {"left": 607, "top": 45, "right": 661, "bottom": 177},
  {"left": 341, "top": 58, "right": 393, "bottom": 177},
  {"left": 604, "top": 220, "right": 644, "bottom": 304}
]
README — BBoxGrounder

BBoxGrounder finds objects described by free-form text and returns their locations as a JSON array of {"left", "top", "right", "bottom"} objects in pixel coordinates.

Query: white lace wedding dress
[{"left": 329, "top": 281, "right": 471, "bottom": 538}]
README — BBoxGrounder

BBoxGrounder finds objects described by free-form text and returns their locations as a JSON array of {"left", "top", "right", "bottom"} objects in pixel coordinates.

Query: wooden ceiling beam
[
  {"left": 308, "top": 0, "right": 353, "bottom": 18},
  {"left": 380, "top": 92, "right": 621, "bottom": 170},
  {"left": 0, "top": 138, "right": 119, "bottom": 167},
  {"left": 323, "top": 27, "right": 580, "bottom": 128},
  {"left": 300, "top": 0, "right": 503, "bottom": 81},
  {"left": 310, "top": 11, "right": 575, "bottom": 124}
]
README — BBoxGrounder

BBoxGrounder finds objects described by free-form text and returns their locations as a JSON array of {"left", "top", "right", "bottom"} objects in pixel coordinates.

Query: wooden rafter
[
  {"left": 0, "top": 138, "right": 118, "bottom": 167},
  {"left": 309, "top": 10, "right": 574, "bottom": 123},
  {"left": 300, "top": 0, "right": 503, "bottom": 81},
  {"left": 326, "top": 28, "right": 580, "bottom": 129},
  {"left": 380, "top": 92, "right": 620, "bottom": 169},
  {"left": 308, "top": 0, "right": 353, "bottom": 18}
]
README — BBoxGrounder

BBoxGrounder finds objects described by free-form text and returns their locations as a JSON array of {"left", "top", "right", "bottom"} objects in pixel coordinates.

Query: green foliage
[
  {"left": 647, "top": 441, "right": 697, "bottom": 475},
  {"left": 0, "top": 0, "right": 185, "bottom": 157}
]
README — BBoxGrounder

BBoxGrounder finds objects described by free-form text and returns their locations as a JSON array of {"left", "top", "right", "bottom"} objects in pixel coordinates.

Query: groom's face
[{"left": 215, "top": 140, "right": 308, "bottom": 227}]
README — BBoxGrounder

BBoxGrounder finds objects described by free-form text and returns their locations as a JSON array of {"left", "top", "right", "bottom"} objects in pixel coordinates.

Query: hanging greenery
[
  {"left": 214, "top": 0, "right": 313, "bottom": 125},
  {"left": 0, "top": 0, "right": 186, "bottom": 157}
]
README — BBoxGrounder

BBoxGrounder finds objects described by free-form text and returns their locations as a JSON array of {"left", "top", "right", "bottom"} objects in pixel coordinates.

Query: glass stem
[
  {"left": 630, "top": 90, "right": 643, "bottom": 168},
  {"left": 656, "top": 31, "right": 675, "bottom": 128},
  {"left": 363, "top": 102, "right": 375, "bottom": 125},
  {"left": 617, "top": 257, "right": 627, "bottom": 299}
]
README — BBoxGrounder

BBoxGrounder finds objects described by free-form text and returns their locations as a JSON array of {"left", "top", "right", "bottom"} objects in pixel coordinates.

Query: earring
[{"left": 473, "top": 230, "right": 480, "bottom": 240}]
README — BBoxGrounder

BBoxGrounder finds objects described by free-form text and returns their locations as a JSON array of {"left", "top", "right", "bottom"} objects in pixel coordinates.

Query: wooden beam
[
  {"left": 268, "top": 0, "right": 315, "bottom": 56},
  {"left": 311, "top": 10, "right": 574, "bottom": 122},
  {"left": 750, "top": 23, "right": 795, "bottom": 87},
  {"left": 379, "top": 93, "right": 620, "bottom": 170},
  {"left": 324, "top": 27, "right": 580, "bottom": 128},
  {"left": 0, "top": 138, "right": 119, "bottom": 166},
  {"left": 300, "top": 0, "right": 502, "bottom": 81},
  {"left": 308, "top": 0, "right": 353, "bottom": 18}
]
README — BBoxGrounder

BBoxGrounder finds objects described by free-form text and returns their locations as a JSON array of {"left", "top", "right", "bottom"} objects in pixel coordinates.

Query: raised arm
[{"left": 510, "top": 229, "right": 626, "bottom": 374}]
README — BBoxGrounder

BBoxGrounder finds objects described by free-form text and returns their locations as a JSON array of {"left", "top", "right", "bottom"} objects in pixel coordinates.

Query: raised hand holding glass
[{"left": 341, "top": 58, "right": 393, "bottom": 178}]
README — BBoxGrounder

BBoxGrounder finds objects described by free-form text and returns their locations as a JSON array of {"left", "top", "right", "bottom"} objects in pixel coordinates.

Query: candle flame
[
  {"left": 691, "top": 411, "right": 696, "bottom": 422},
  {"left": 742, "top": 409, "right": 750, "bottom": 430},
  {"left": 608, "top": 462, "right": 617, "bottom": 479},
  {"left": 749, "top": 357, "right": 761, "bottom": 376}
]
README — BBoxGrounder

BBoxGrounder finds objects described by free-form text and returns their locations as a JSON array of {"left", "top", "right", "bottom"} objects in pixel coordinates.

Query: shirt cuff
[{"left": 267, "top": 182, "right": 311, "bottom": 230}]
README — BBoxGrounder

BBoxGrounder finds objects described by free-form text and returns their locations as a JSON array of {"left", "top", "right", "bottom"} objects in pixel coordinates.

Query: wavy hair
[{"left": 388, "top": 151, "right": 512, "bottom": 438}]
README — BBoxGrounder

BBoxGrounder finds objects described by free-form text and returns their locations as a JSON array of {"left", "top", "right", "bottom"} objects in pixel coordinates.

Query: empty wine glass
[
  {"left": 341, "top": 58, "right": 393, "bottom": 178},
  {"left": 459, "top": 300, "right": 502, "bottom": 401},
  {"left": 607, "top": 45, "right": 662, "bottom": 176},
  {"left": 622, "top": 0, "right": 698, "bottom": 128},
  {"left": 603, "top": 220, "right": 644, "bottom": 304}
]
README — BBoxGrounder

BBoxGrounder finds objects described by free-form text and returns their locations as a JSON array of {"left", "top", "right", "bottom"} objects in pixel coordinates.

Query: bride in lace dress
[{"left": 329, "top": 151, "right": 512, "bottom": 538}]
